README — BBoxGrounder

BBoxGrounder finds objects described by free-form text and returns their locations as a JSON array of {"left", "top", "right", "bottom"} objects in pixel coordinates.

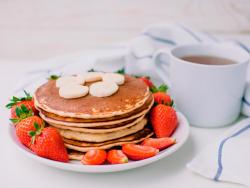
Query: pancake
[
  {"left": 34, "top": 75, "right": 149, "bottom": 119},
  {"left": 37, "top": 93, "right": 153, "bottom": 123},
  {"left": 68, "top": 150, "right": 84, "bottom": 161},
  {"left": 47, "top": 115, "right": 145, "bottom": 133},
  {"left": 39, "top": 96, "right": 153, "bottom": 127},
  {"left": 66, "top": 128, "right": 153, "bottom": 153},
  {"left": 59, "top": 118, "right": 147, "bottom": 142}
]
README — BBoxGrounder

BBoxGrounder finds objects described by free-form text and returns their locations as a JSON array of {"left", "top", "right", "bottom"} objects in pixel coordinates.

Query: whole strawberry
[
  {"left": 6, "top": 91, "right": 38, "bottom": 119},
  {"left": 30, "top": 126, "right": 69, "bottom": 163},
  {"left": 16, "top": 116, "right": 43, "bottom": 148},
  {"left": 153, "top": 92, "right": 172, "bottom": 106},
  {"left": 150, "top": 104, "right": 178, "bottom": 137},
  {"left": 140, "top": 76, "right": 154, "bottom": 88},
  {"left": 10, "top": 104, "right": 34, "bottom": 125}
]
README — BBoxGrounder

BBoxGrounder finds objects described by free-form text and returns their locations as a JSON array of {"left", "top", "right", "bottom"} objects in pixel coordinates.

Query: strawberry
[
  {"left": 6, "top": 90, "right": 37, "bottom": 119},
  {"left": 153, "top": 92, "right": 173, "bottom": 106},
  {"left": 15, "top": 116, "right": 43, "bottom": 148},
  {"left": 10, "top": 105, "right": 34, "bottom": 124},
  {"left": 107, "top": 150, "right": 128, "bottom": 164},
  {"left": 142, "top": 137, "right": 176, "bottom": 150},
  {"left": 81, "top": 149, "right": 107, "bottom": 165},
  {"left": 122, "top": 144, "right": 159, "bottom": 160},
  {"left": 30, "top": 126, "right": 69, "bottom": 162},
  {"left": 140, "top": 77, "right": 154, "bottom": 88},
  {"left": 150, "top": 104, "right": 178, "bottom": 138}
]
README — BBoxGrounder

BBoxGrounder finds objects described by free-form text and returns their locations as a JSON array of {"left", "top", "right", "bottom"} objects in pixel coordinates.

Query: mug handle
[{"left": 153, "top": 48, "right": 171, "bottom": 87}]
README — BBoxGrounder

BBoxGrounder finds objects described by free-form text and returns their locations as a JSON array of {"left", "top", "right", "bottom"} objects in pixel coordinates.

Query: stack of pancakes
[{"left": 34, "top": 75, "right": 154, "bottom": 160}]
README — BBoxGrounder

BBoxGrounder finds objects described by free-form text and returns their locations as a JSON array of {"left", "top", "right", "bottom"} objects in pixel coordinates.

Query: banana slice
[
  {"left": 89, "top": 81, "right": 118, "bottom": 97},
  {"left": 102, "top": 73, "right": 125, "bottom": 85},
  {"left": 56, "top": 75, "right": 85, "bottom": 88},
  {"left": 59, "top": 85, "right": 89, "bottom": 99},
  {"left": 82, "top": 72, "right": 104, "bottom": 82}
]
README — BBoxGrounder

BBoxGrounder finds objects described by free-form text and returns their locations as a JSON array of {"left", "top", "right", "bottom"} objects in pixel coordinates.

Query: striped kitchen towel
[{"left": 187, "top": 118, "right": 250, "bottom": 186}]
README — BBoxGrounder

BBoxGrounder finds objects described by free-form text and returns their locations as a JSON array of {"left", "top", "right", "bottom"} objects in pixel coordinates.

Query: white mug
[{"left": 154, "top": 44, "right": 250, "bottom": 128}]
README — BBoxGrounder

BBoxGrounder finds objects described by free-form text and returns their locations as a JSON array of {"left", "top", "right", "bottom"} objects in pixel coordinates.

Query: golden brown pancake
[
  {"left": 38, "top": 95, "right": 153, "bottom": 126},
  {"left": 34, "top": 75, "right": 149, "bottom": 119},
  {"left": 47, "top": 115, "right": 145, "bottom": 133},
  {"left": 37, "top": 93, "right": 153, "bottom": 123},
  {"left": 42, "top": 113, "right": 142, "bottom": 129},
  {"left": 66, "top": 128, "right": 153, "bottom": 153},
  {"left": 68, "top": 150, "right": 84, "bottom": 161},
  {"left": 58, "top": 118, "right": 147, "bottom": 142}
]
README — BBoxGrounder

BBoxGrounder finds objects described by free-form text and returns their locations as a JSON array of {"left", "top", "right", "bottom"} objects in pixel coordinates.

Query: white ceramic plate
[{"left": 9, "top": 112, "right": 189, "bottom": 173}]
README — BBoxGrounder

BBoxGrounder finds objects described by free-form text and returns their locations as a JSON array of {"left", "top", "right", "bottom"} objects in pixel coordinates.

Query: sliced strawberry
[
  {"left": 81, "top": 149, "right": 107, "bottom": 165},
  {"left": 122, "top": 144, "right": 159, "bottom": 161},
  {"left": 107, "top": 150, "right": 128, "bottom": 164},
  {"left": 142, "top": 137, "right": 176, "bottom": 150}
]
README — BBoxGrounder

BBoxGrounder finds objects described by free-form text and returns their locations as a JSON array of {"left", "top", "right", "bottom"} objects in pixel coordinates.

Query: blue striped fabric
[
  {"left": 214, "top": 124, "right": 250, "bottom": 181},
  {"left": 243, "top": 97, "right": 250, "bottom": 106}
]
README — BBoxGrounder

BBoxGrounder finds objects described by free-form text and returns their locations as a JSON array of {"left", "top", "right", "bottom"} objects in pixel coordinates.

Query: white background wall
[{"left": 1, "top": 0, "right": 250, "bottom": 61}]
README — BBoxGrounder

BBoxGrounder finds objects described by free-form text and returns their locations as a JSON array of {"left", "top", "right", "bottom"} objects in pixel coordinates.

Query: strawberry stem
[
  {"left": 47, "top": 74, "right": 61, "bottom": 80},
  {"left": 10, "top": 104, "right": 33, "bottom": 124},
  {"left": 5, "top": 90, "right": 32, "bottom": 109},
  {"left": 150, "top": 84, "right": 168, "bottom": 93},
  {"left": 29, "top": 122, "right": 45, "bottom": 145},
  {"left": 116, "top": 68, "right": 125, "bottom": 75}
]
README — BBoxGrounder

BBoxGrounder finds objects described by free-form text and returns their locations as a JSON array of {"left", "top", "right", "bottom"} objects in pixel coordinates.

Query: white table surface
[
  {"left": 1, "top": 0, "right": 250, "bottom": 62},
  {"left": 0, "top": 49, "right": 246, "bottom": 188}
]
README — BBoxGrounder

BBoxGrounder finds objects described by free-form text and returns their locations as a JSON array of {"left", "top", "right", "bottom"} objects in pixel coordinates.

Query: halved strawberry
[
  {"left": 122, "top": 144, "right": 159, "bottom": 160},
  {"left": 142, "top": 137, "right": 176, "bottom": 150},
  {"left": 81, "top": 149, "right": 107, "bottom": 165},
  {"left": 107, "top": 150, "right": 128, "bottom": 164}
]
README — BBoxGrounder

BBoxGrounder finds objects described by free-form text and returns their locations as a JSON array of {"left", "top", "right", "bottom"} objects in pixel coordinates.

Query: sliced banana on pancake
[
  {"left": 82, "top": 72, "right": 104, "bottom": 82},
  {"left": 102, "top": 73, "right": 125, "bottom": 85},
  {"left": 56, "top": 75, "right": 85, "bottom": 88},
  {"left": 89, "top": 81, "right": 118, "bottom": 97},
  {"left": 59, "top": 84, "right": 89, "bottom": 99}
]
